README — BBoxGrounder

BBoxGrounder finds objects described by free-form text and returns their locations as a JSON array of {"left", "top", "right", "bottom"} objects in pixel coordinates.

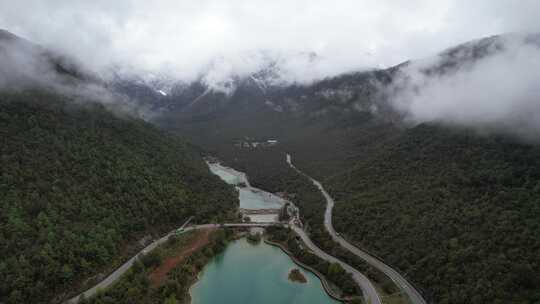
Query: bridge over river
[{"left": 239, "top": 208, "right": 280, "bottom": 215}]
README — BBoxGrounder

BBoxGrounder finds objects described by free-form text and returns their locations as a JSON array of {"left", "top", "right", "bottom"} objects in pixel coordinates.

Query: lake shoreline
[
  {"left": 264, "top": 239, "right": 348, "bottom": 303},
  {"left": 190, "top": 237, "right": 342, "bottom": 304},
  {"left": 197, "top": 160, "right": 343, "bottom": 303}
]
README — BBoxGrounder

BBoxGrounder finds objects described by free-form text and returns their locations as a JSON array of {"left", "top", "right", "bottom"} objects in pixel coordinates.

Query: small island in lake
[
  {"left": 246, "top": 232, "right": 261, "bottom": 244},
  {"left": 288, "top": 268, "right": 307, "bottom": 283}
]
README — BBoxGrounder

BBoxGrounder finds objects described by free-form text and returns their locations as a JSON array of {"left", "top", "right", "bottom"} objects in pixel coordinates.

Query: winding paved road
[
  {"left": 66, "top": 221, "right": 282, "bottom": 303},
  {"left": 291, "top": 226, "right": 381, "bottom": 304},
  {"left": 67, "top": 217, "right": 193, "bottom": 303},
  {"left": 67, "top": 219, "right": 381, "bottom": 304},
  {"left": 286, "top": 154, "right": 428, "bottom": 304}
]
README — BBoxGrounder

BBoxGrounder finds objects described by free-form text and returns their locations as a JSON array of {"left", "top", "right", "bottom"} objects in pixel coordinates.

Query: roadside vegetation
[
  {"left": 266, "top": 226, "right": 361, "bottom": 301},
  {"left": 82, "top": 228, "right": 235, "bottom": 304}
]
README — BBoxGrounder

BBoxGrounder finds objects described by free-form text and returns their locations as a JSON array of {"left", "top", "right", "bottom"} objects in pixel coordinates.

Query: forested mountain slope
[
  {"left": 327, "top": 124, "right": 540, "bottom": 304},
  {"left": 0, "top": 91, "right": 237, "bottom": 303}
]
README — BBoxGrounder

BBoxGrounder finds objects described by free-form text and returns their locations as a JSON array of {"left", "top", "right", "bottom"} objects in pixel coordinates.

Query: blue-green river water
[
  {"left": 208, "top": 162, "right": 285, "bottom": 210},
  {"left": 190, "top": 238, "right": 340, "bottom": 304}
]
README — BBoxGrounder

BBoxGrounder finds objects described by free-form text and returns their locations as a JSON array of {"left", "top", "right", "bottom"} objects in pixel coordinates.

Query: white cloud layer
[
  {"left": 1, "top": 0, "right": 539, "bottom": 83},
  {"left": 390, "top": 34, "right": 540, "bottom": 140}
]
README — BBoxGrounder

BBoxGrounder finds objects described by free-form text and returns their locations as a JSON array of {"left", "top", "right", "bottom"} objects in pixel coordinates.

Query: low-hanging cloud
[
  {"left": 390, "top": 34, "right": 540, "bottom": 140},
  {"left": 0, "top": 32, "right": 157, "bottom": 120},
  {"left": 2, "top": 0, "right": 540, "bottom": 135},
  {"left": 1, "top": 0, "right": 540, "bottom": 86}
]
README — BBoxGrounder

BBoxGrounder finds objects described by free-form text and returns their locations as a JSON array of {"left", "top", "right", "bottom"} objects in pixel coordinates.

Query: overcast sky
[{"left": 1, "top": 0, "right": 539, "bottom": 82}]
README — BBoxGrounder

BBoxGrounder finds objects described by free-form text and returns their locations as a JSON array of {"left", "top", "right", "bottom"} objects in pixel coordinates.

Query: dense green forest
[
  {"left": 0, "top": 91, "right": 238, "bottom": 303},
  {"left": 328, "top": 125, "right": 540, "bottom": 304}
]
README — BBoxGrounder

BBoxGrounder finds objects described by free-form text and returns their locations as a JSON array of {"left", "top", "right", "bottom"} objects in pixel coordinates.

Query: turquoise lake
[{"left": 190, "top": 238, "right": 340, "bottom": 304}]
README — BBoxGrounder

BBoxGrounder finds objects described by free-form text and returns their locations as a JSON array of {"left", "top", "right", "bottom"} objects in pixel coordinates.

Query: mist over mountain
[
  {"left": 3, "top": 1, "right": 539, "bottom": 84},
  {"left": 2, "top": 24, "right": 540, "bottom": 142},
  {"left": 2, "top": 2, "right": 540, "bottom": 304},
  {"left": 0, "top": 30, "right": 166, "bottom": 120},
  {"left": 0, "top": 29, "right": 97, "bottom": 88},
  {"left": 389, "top": 33, "right": 540, "bottom": 140},
  {"left": 134, "top": 32, "right": 539, "bottom": 143}
]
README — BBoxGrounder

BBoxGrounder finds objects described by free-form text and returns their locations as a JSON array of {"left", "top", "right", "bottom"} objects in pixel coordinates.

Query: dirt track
[{"left": 149, "top": 228, "right": 214, "bottom": 287}]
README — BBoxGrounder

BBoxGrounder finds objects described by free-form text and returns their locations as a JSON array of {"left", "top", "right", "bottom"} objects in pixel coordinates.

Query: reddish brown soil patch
[{"left": 149, "top": 228, "right": 214, "bottom": 287}]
